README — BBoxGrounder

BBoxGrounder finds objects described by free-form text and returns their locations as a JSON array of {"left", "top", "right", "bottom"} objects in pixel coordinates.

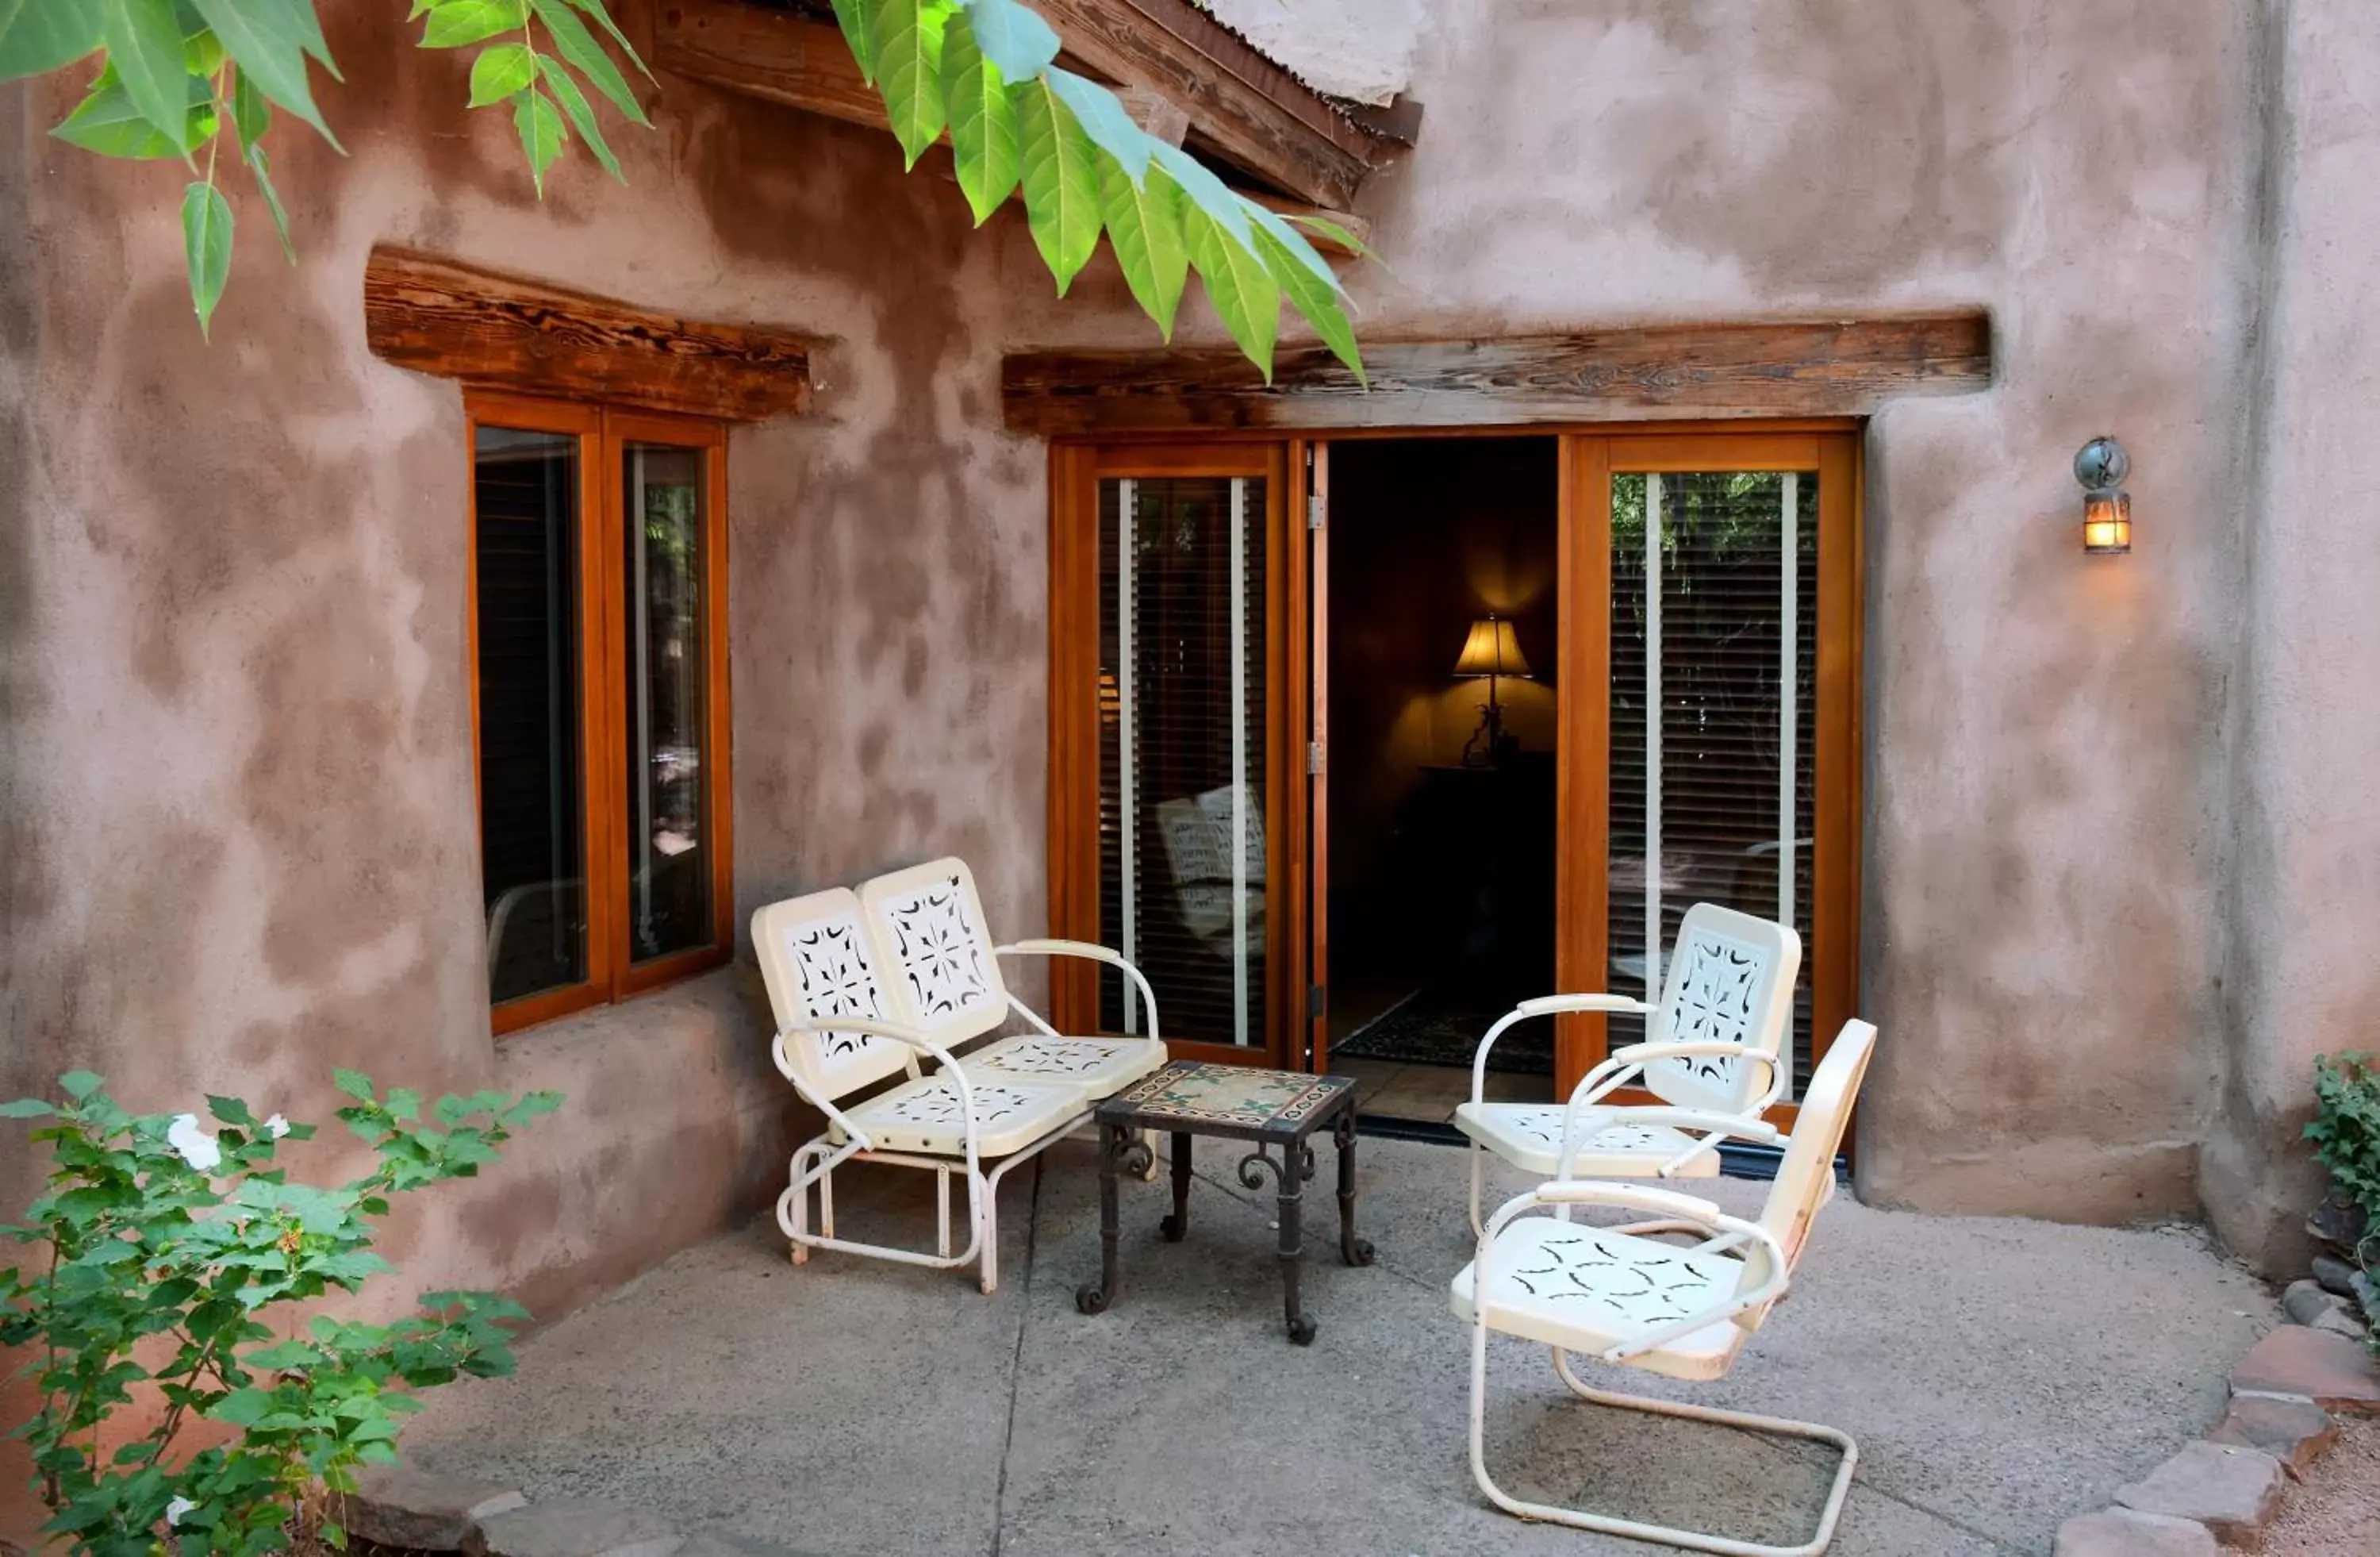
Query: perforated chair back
[
  {"left": 1641, "top": 903, "right": 1803, "bottom": 1115},
  {"left": 753, "top": 887, "right": 914, "bottom": 1101},
  {"left": 858, "top": 859, "right": 1012, "bottom": 1048}
]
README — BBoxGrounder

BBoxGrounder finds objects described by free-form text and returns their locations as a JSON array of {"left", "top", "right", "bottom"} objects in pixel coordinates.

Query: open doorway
[{"left": 1324, "top": 437, "right": 1561, "bottom": 1124}]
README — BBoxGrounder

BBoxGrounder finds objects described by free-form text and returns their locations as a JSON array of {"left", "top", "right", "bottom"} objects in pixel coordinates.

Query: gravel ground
[{"left": 2267, "top": 1413, "right": 2380, "bottom": 1555}]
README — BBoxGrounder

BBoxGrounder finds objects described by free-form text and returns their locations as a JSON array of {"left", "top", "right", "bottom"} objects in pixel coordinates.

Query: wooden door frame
[
  {"left": 1046, "top": 442, "right": 1294, "bottom": 1068},
  {"left": 1046, "top": 420, "right": 1865, "bottom": 1110}
]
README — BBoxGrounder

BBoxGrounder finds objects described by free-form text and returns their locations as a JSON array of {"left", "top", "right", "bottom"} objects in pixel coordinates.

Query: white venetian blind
[
  {"left": 1607, "top": 470, "right": 1820, "bottom": 1093},
  {"left": 1097, "top": 476, "right": 1269, "bottom": 1047}
]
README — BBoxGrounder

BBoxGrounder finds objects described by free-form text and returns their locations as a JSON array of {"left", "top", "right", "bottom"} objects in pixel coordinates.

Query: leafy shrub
[
  {"left": 1, "top": 1071, "right": 560, "bottom": 1557},
  {"left": 2307, "top": 1052, "right": 2380, "bottom": 1228}
]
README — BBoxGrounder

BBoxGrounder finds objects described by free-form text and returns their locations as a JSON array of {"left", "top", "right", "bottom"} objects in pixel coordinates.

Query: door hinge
[
  {"left": 1307, "top": 740, "right": 1325, "bottom": 775},
  {"left": 1307, "top": 490, "right": 1327, "bottom": 530},
  {"left": 1308, "top": 985, "right": 1326, "bottom": 1020}
]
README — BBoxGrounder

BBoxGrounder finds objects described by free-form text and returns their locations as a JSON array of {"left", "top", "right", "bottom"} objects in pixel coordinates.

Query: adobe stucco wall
[
  {"left": 2, "top": 2, "right": 2374, "bottom": 1533},
  {"left": 0, "top": 3, "right": 1048, "bottom": 1534},
  {"left": 1015, "top": 0, "right": 2277, "bottom": 1228}
]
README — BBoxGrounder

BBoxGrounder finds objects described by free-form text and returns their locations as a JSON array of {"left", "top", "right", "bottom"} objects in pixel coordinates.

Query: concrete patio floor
[{"left": 401, "top": 1133, "right": 2277, "bottom": 1556}]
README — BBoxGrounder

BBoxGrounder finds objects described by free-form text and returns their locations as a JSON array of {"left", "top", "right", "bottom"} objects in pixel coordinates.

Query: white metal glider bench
[
  {"left": 1453, "top": 1019, "right": 1878, "bottom": 1557},
  {"left": 1455, "top": 902, "right": 1801, "bottom": 1236},
  {"left": 754, "top": 859, "right": 1166, "bottom": 1294}
]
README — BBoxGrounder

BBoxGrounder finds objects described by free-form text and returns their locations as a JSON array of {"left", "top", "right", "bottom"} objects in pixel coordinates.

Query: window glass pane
[
  {"left": 622, "top": 442, "right": 715, "bottom": 963},
  {"left": 1097, "top": 475, "right": 1269, "bottom": 1047},
  {"left": 476, "top": 426, "right": 588, "bottom": 1004},
  {"left": 1609, "top": 469, "right": 1819, "bottom": 1092}
]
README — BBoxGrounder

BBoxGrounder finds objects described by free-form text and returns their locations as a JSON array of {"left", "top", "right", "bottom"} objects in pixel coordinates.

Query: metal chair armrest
[
  {"left": 1471, "top": 994, "right": 1654, "bottom": 1105},
  {"left": 995, "top": 941, "right": 1162, "bottom": 1041}
]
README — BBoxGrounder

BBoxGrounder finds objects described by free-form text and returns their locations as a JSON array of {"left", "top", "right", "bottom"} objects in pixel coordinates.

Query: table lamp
[{"left": 1453, "top": 614, "right": 1530, "bottom": 767}]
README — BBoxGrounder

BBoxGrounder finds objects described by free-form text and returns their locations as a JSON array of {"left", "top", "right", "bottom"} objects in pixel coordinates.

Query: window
[{"left": 467, "top": 391, "right": 732, "bottom": 1032}]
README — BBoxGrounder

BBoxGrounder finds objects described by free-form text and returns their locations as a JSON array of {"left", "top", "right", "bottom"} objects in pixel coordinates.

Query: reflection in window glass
[
  {"left": 623, "top": 443, "right": 713, "bottom": 963},
  {"left": 475, "top": 426, "right": 588, "bottom": 1004}
]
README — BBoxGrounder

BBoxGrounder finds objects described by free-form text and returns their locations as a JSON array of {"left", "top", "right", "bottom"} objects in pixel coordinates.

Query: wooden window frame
[{"left": 466, "top": 389, "right": 735, "bottom": 1036}]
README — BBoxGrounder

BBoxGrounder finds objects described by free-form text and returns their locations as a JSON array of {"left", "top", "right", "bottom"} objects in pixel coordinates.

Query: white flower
[
  {"left": 263, "top": 1113, "right": 289, "bottom": 1140},
  {"left": 164, "top": 1497, "right": 194, "bottom": 1528},
  {"left": 166, "top": 1114, "right": 221, "bottom": 1173}
]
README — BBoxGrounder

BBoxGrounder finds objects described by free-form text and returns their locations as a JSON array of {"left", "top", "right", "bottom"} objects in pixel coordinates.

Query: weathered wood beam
[
  {"left": 1031, "top": 0, "right": 1379, "bottom": 206},
  {"left": 655, "top": 2, "right": 888, "bottom": 133},
  {"left": 655, "top": 0, "right": 1383, "bottom": 208},
  {"left": 363, "top": 245, "right": 814, "bottom": 421},
  {"left": 1002, "top": 311, "right": 1995, "bottom": 435}
]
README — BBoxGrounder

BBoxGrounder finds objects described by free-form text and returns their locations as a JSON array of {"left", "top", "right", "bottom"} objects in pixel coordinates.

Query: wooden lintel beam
[
  {"left": 364, "top": 245, "right": 814, "bottom": 421},
  {"left": 1001, "top": 311, "right": 1995, "bottom": 435},
  {"left": 657, "top": 0, "right": 1383, "bottom": 208},
  {"left": 656, "top": 2, "right": 889, "bottom": 133},
  {"left": 1031, "top": 0, "right": 1378, "bottom": 206}
]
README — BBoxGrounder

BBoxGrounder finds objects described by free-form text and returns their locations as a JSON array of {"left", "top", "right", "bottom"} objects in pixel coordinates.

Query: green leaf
[
  {"left": 332, "top": 1070, "right": 374, "bottom": 1101},
  {"left": 1251, "top": 221, "right": 1362, "bottom": 383},
  {"left": 207, "top": 1387, "right": 274, "bottom": 1426},
  {"left": 872, "top": 0, "right": 947, "bottom": 168},
  {"left": 512, "top": 86, "right": 566, "bottom": 193},
  {"left": 182, "top": 180, "right": 233, "bottom": 336},
  {"left": 560, "top": 0, "right": 647, "bottom": 79},
  {"left": 186, "top": 0, "right": 340, "bottom": 147},
  {"left": 828, "top": 0, "right": 877, "bottom": 83},
  {"left": 1185, "top": 202, "right": 1278, "bottom": 382},
  {"left": 537, "top": 57, "right": 619, "bottom": 179},
  {"left": 1241, "top": 197, "right": 1341, "bottom": 294},
  {"left": 60, "top": 1071, "right": 104, "bottom": 1101},
  {"left": 54, "top": 76, "right": 194, "bottom": 160},
  {"left": 528, "top": 0, "right": 645, "bottom": 125},
  {"left": 941, "top": 10, "right": 1014, "bottom": 225},
  {"left": 322, "top": 1520, "right": 348, "bottom": 1551},
  {"left": 1284, "top": 211, "right": 1377, "bottom": 263},
  {"left": 98, "top": 0, "right": 187, "bottom": 141},
  {"left": 1097, "top": 152, "right": 1185, "bottom": 339},
  {"left": 1015, "top": 73, "right": 1097, "bottom": 294},
  {"left": 421, "top": 0, "right": 526, "bottom": 48},
  {"left": 0, "top": 0, "right": 100, "bottom": 80},
  {"left": 963, "top": 0, "right": 1056, "bottom": 81},
  {"left": 230, "top": 67, "right": 269, "bottom": 148},
  {"left": 1150, "top": 142, "right": 1250, "bottom": 248},
  {"left": 470, "top": 41, "right": 536, "bottom": 105},
  {"left": 1043, "top": 69, "right": 1150, "bottom": 183},
  {"left": 0, "top": 1098, "right": 54, "bottom": 1117}
]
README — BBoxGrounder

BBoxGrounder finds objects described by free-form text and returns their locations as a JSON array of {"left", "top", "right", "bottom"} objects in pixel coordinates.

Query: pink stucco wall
[{"left": 4, "top": 0, "right": 2376, "bottom": 1536}]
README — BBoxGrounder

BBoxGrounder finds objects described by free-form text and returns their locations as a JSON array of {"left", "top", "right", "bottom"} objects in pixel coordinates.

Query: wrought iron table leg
[
  {"left": 1278, "top": 1146, "right": 1313, "bottom": 1344},
  {"left": 1335, "top": 1107, "right": 1374, "bottom": 1267},
  {"left": 1161, "top": 1130, "right": 1192, "bottom": 1242},
  {"left": 1076, "top": 1122, "right": 1124, "bottom": 1315}
]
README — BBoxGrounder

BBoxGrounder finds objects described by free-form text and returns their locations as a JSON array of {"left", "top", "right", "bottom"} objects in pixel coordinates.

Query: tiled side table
[{"left": 1073, "top": 1061, "right": 1374, "bottom": 1344}]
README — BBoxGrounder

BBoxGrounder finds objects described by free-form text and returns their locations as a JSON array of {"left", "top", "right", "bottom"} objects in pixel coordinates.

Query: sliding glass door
[
  {"left": 1050, "top": 446, "right": 1292, "bottom": 1065},
  {"left": 1561, "top": 432, "right": 1860, "bottom": 1115}
]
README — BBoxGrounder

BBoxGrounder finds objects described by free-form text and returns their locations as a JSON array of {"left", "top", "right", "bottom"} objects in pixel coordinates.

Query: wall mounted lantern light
[{"left": 2076, "top": 436, "right": 2132, "bottom": 555}]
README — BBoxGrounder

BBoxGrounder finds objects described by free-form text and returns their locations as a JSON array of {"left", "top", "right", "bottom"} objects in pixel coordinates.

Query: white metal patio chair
[
  {"left": 755, "top": 886, "right": 1088, "bottom": 1294},
  {"left": 855, "top": 857, "right": 1170, "bottom": 1107},
  {"left": 1452, "top": 1019, "right": 1878, "bottom": 1557},
  {"left": 1455, "top": 902, "right": 1802, "bottom": 1236}
]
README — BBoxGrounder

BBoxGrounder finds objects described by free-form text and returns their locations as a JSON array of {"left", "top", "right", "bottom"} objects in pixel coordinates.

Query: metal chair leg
[{"left": 1467, "top": 1323, "right": 1856, "bottom": 1557}]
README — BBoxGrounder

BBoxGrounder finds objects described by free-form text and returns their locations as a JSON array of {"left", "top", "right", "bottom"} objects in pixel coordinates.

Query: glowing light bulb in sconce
[{"left": 2075, "top": 436, "right": 2132, "bottom": 555}]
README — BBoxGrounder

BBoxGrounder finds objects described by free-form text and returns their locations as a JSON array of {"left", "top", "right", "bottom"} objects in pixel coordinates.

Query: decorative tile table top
[{"left": 1099, "top": 1060, "right": 1353, "bottom": 1137}]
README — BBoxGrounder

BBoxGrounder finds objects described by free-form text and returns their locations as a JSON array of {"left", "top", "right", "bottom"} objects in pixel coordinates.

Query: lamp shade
[{"left": 1453, "top": 615, "right": 1530, "bottom": 679}]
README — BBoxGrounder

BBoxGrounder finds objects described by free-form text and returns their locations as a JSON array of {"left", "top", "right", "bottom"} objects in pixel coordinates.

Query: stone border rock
[
  {"left": 2055, "top": 1317, "right": 2379, "bottom": 1553},
  {"left": 343, "top": 1467, "right": 696, "bottom": 1557}
]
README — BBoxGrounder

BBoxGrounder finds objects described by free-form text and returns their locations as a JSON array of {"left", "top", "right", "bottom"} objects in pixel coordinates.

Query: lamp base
[{"left": 1461, "top": 702, "right": 1519, "bottom": 768}]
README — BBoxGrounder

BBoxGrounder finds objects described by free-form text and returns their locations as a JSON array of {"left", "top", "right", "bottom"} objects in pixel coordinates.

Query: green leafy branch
[
  {"left": 0, "top": 1071, "right": 562, "bottom": 1556},
  {"left": 835, "top": 0, "right": 1364, "bottom": 383},
  {"left": 0, "top": 0, "right": 649, "bottom": 336}
]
